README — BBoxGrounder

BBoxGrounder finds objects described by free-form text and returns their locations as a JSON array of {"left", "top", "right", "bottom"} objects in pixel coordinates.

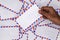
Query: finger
[
  {"left": 39, "top": 9, "right": 52, "bottom": 20},
  {"left": 41, "top": 6, "right": 50, "bottom": 10},
  {"left": 49, "top": 8, "right": 58, "bottom": 15},
  {"left": 43, "top": 16, "right": 47, "bottom": 19},
  {"left": 41, "top": 6, "right": 53, "bottom": 10},
  {"left": 40, "top": 9, "right": 51, "bottom": 19},
  {"left": 48, "top": 6, "right": 56, "bottom": 12},
  {"left": 41, "top": 6, "right": 56, "bottom": 15},
  {"left": 38, "top": 10, "right": 47, "bottom": 18},
  {"left": 38, "top": 10, "right": 48, "bottom": 19},
  {"left": 48, "top": 6, "right": 53, "bottom": 8},
  {"left": 41, "top": 6, "right": 50, "bottom": 13},
  {"left": 41, "top": 6, "right": 55, "bottom": 12},
  {"left": 38, "top": 10, "right": 47, "bottom": 19},
  {"left": 41, "top": 7, "right": 50, "bottom": 11}
]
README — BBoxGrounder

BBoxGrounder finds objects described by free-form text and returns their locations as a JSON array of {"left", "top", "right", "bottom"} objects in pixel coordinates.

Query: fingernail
[{"left": 38, "top": 10, "right": 41, "bottom": 13}]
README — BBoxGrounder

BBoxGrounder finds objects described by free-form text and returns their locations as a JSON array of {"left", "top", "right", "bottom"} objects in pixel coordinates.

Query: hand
[{"left": 38, "top": 6, "right": 60, "bottom": 25}]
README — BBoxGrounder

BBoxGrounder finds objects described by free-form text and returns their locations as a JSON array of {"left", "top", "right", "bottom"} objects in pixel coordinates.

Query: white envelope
[{"left": 16, "top": 4, "right": 42, "bottom": 29}]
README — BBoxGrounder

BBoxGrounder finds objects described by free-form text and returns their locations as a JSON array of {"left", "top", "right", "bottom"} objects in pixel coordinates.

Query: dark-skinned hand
[{"left": 38, "top": 6, "right": 60, "bottom": 25}]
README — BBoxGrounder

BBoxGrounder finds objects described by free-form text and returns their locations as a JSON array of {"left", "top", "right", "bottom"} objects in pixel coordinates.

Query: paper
[
  {"left": 16, "top": 4, "right": 42, "bottom": 29},
  {"left": 35, "top": 25, "right": 59, "bottom": 40}
]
